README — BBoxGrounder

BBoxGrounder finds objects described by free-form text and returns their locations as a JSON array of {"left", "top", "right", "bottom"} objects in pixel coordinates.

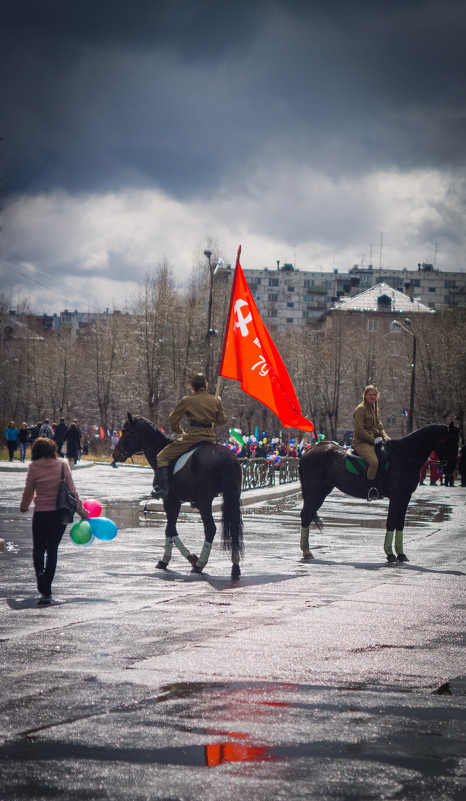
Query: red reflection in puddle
[{"left": 205, "top": 740, "right": 272, "bottom": 766}]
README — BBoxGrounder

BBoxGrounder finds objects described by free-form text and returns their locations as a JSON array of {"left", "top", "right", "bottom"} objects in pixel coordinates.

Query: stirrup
[
  {"left": 367, "top": 486, "right": 379, "bottom": 501},
  {"left": 151, "top": 486, "right": 169, "bottom": 499}
]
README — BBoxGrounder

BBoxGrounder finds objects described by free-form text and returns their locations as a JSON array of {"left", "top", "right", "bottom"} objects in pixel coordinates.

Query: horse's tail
[{"left": 220, "top": 456, "right": 244, "bottom": 558}]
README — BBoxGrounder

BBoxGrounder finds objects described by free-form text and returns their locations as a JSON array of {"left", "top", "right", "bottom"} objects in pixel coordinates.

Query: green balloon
[{"left": 70, "top": 519, "right": 93, "bottom": 545}]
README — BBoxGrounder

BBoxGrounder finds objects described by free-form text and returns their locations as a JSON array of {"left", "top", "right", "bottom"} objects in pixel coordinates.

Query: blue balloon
[{"left": 89, "top": 516, "right": 118, "bottom": 541}]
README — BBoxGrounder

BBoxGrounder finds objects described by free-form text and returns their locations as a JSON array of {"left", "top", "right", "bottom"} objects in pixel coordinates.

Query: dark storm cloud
[{"left": 2, "top": 0, "right": 465, "bottom": 198}]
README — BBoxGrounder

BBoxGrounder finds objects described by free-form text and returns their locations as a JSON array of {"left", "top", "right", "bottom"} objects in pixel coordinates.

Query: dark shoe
[
  {"left": 37, "top": 572, "right": 49, "bottom": 595},
  {"left": 397, "top": 553, "right": 409, "bottom": 562},
  {"left": 37, "top": 594, "right": 52, "bottom": 605},
  {"left": 111, "top": 461, "right": 118, "bottom": 468},
  {"left": 367, "top": 486, "right": 379, "bottom": 501},
  {"left": 152, "top": 466, "right": 170, "bottom": 499},
  {"left": 386, "top": 553, "right": 397, "bottom": 563}
]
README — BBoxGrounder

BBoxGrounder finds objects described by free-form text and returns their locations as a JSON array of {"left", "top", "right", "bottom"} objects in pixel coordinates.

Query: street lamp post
[{"left": 393, "top": 318, "right": 416, "bottom": 433}]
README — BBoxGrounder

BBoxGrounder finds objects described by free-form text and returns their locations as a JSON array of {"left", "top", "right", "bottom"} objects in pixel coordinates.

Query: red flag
[{"left": 219, "top": 247, "right": 314, "bottom": 432}]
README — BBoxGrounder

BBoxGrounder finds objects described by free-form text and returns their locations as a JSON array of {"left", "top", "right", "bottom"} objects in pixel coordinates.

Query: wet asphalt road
[{"left": 0, "top": 462, "right": 465, "bottom": 801}]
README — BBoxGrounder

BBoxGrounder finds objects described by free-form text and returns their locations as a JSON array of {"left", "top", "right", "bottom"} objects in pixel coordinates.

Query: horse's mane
[
  {"left": 133, "top": 416, "right": 171, "bottom": 448},
  {"left": 387, "top": 423, "right": 448, "bottom": 461}
]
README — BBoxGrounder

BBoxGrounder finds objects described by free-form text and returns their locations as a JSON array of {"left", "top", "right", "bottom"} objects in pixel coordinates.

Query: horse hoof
[
  {"left": 188, "top": 553, "right": 199, "bottom": 568},
  {"left": 231, "top": 564, "right": 241, "bottom": 579},
  {"left": 191, "top": 565, "right": 203, "bottom": 574},
  {"left": 397, "top": 553, "right": 409, "bottom": 562},
  {"left": 386, "top": 553, "right": 397, "bottom": 563},
  {"left": 156, "top": 560, "right": 168, "bottom": 570},
  {"left": 303, "top": 551, "right": 315, "bottom": 560}
]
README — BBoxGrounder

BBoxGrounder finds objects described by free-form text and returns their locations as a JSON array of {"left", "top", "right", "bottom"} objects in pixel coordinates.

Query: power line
[{"left": 3, "top": 258, "right": 98, "bottom": 308}]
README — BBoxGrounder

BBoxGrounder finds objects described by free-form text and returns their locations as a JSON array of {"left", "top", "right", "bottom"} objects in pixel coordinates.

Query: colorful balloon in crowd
[
  {"left": 83, "top": 498, "right": 102, "bottom": 518},
  {"left": 88, "top": 516, "right": 118, "bottom": 541},
  {"left": 69, "top": 519, "right": 94, "bottom": 547}
]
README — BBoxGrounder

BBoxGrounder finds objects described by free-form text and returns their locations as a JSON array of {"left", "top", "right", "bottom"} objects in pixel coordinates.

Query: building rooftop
[{"left": 333, "top": 282, "right": 434, "bottom": 313}]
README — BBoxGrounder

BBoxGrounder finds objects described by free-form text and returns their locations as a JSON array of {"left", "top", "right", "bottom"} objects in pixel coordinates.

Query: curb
[
  {"left": 141, "top": 480, "right": 302, "bottom": 513},
  {"left": 0, "top": 460, "right": 95, "bottom": 472}
]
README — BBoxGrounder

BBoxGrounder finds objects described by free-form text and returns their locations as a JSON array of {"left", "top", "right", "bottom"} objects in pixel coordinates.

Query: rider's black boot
[{"left": 152, "top": 466, "right": 170, "bottom": 499}]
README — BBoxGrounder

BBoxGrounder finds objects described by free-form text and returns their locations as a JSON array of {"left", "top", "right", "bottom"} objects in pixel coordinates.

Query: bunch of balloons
[{"left": 69, "top": 498, "right": 118, "bottom": 548}]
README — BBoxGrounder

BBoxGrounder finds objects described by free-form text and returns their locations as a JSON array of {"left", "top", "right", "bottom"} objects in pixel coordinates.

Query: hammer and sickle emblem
[{"left": 233, "top": 299, "right": 253, "bottom": 337}]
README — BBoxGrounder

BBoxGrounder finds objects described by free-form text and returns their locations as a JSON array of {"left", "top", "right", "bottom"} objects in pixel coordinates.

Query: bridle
[{"left": 113, "top": 429, "right": 142, "bottom": 462}]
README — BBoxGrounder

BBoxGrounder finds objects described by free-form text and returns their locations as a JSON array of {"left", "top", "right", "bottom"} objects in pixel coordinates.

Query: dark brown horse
[
  {"left": 113, "top": 413, "right": 244, "bottom": 578},
  {"left": 299, "top": 424, "right": 449, "bottom": 563}
]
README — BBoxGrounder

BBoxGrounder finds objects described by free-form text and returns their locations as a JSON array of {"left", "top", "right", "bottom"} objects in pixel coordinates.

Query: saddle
[
  {"left": 171, "top": 441, "right": 213, "bottom": 476},
  {"left": 345, "top": 442, "right": 389, "bottom": 477}
]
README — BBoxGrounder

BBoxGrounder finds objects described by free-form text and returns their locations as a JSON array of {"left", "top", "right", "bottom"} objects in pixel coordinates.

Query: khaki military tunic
[
  {"left": 157, "top": 387, "right": 227, "bottom": 467},
  {"left": 352, "top": 400, "right": 387, "bottom": 481}
]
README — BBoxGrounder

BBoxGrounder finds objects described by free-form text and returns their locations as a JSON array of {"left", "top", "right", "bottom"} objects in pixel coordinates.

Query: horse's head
[{"left": 112, "top": 412, "right": 144, "bottom": 462}]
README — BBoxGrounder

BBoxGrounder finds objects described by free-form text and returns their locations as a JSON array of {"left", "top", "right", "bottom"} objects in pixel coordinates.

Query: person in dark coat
[
  {"left": 63, "top": 421, "right": 82, "bottom": 466},
  {"left": 53, "top": 418, "right": 68, "bottom": 457},
  {"left": 18, "top": 422, "right": 30, "bottom": 462}
]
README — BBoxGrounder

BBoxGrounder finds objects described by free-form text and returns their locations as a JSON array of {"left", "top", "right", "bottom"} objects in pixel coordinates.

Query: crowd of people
[{"left": 4, "top": 418, "right": 87, "bottom": 465}]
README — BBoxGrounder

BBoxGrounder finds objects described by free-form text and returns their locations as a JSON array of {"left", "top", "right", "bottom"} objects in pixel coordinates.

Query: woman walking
[
  {"left": 20, "top": 437, "right": 88, "bottom": 603},
  {"left": 5, "top": 421, "right": 19, "bottom": 461},
  {"left": 18, "top": 422, "right": 30, "bottom": 463},
  {"left": 63, "top": 420, "right": 82, "bottom": 466}
]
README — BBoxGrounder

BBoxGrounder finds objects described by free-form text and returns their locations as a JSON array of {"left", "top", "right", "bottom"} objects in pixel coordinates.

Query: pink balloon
[{"left": 83, "top": 498, "right": 102, "bottom": 518}]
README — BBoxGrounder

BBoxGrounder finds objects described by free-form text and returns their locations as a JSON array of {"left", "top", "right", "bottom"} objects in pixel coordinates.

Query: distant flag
[
  {"left": 229, "top": 429, "right": 246, "bottom": 447},
  {"left": 219, "top": 246, "right": 314, "bottom": 432}
]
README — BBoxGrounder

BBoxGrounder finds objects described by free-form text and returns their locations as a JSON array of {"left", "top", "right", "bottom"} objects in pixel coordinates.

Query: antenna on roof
[{"left": 378, "top": 232, "right": 384, "bottom": 281}]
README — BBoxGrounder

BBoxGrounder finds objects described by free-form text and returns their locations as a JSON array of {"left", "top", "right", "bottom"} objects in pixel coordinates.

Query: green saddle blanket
[{"left": 345, "top": 451, "right": 389, "bottom": 476}]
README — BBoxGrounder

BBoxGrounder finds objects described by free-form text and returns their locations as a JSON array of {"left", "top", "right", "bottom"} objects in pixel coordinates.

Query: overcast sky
[{"left": 1, "top": 0, "right": 465, "bottom": 313}]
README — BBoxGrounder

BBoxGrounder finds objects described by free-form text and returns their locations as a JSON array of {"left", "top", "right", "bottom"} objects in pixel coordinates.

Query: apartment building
[{"left": 233, "top": 261, "right": 465, "bottom": 329}]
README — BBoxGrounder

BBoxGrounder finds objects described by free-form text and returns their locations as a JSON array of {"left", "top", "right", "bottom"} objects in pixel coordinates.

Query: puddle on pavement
[
  {"left": 82, "top": 494, "right": 455, "bottom": 532},
  {"left": 0, "top": 494, "right": 452, "bottom": 538}
]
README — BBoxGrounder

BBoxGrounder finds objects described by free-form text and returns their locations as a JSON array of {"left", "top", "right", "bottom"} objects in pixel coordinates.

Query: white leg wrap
[
  {"left": 231, "top": 547, "right": 240, "bottom": 565},
  {"left": 196, "top": 541, "right": 212, "bottom": 569},
  {"left": 300, "top": 527, "right": 310, "bottom": 553},
  {"left": 174, "top": 535, "right": 191, "bottom": 559},
  {"left": 162, "top": 537, "right": 174, "bottom": 564}
]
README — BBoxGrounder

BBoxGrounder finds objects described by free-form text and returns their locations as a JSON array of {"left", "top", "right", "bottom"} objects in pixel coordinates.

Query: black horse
[
  {"left": 113, "top": 413, "right": 244, "bottom": 578},
  {"left": 299, "top": 424, "right": 449, "bottom": 563}
]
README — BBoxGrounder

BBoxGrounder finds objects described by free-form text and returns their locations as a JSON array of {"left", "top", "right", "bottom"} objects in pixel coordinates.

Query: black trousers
[{"left": 32, "top": 511, "right": 66, "bottom": 590}]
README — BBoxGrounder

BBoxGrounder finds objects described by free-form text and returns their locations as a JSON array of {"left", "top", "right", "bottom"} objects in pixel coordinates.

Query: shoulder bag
[{"left": 56, "top": 462, "right": 77, "bottom": 524}]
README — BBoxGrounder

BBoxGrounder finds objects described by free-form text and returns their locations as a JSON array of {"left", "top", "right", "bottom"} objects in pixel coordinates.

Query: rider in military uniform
[{"left": 152, "top": 373, "right": 227, "bottom": 499}]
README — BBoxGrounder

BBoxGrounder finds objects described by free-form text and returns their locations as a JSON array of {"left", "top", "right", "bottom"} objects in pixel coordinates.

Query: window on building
[
  {"left": 268, "top": 293, "right": 278, "bottom": 302},
  {"left": 287, "top": 302, "right": 294, "bottom": 308},
  {"left": 428, "top": 287, "right": 436, "bottom": 292},
  {"left": 286, "top": 318, "right": 293, "bottom": 323},
  {"left": 390, "top": 321, "right": 401, "bottom": 333},
  {"left": 269, "top": 278, "right": 279, "bottom": 287},
  {"left": 367, "top": 319, "right": 379, "bottom": 332},
  {"left": 287, "top": 286, "right": 295, "bottom": 292},
  {"left": 270, "top": 308, "right": 277, "bottom": 317},
  {"left": 444, "top": 280, "right": 456, "bottom": 288}
]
